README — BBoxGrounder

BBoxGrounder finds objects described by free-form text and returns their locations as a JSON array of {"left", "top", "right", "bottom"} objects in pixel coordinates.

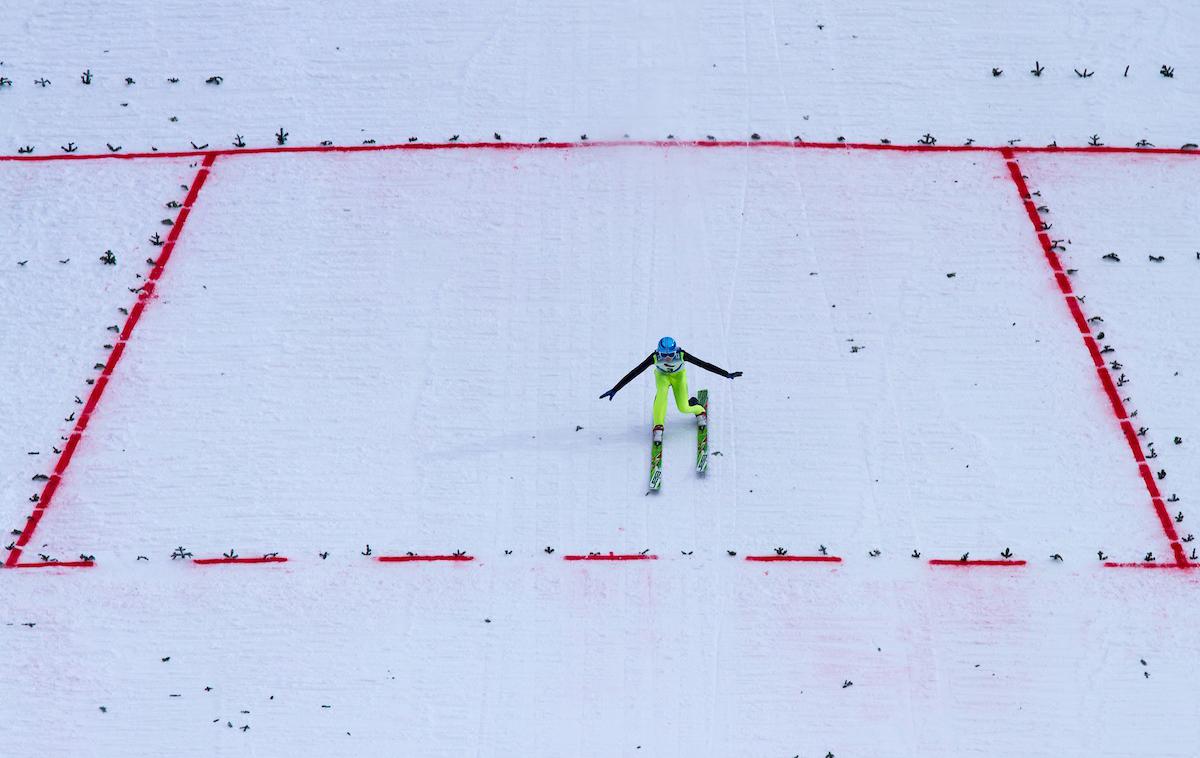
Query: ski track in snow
[{"left": 2, "top": 2, "right": 1200, "bottom": 755}]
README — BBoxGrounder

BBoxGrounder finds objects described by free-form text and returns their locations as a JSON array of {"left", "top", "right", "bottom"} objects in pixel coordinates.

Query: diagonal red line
[
  {"left": 1000, "top": 149, "right": 1187, "bottom": 568},
  {"left": 4, "top": 154, "right": 218, "bottom": 568}
]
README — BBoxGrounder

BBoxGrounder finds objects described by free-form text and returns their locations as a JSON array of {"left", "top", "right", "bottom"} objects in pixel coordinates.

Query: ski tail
[{"left": 696, "top": 389, "right": 708, "bottom": 474}]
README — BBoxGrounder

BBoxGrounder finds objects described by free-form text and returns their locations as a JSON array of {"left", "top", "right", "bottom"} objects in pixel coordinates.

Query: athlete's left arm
[{"left": 683, "top": 351, "right": 743, "bottom": 378}]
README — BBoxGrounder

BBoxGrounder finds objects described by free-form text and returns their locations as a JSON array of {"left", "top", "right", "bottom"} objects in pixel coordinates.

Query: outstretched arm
[
  {"left": 599, "top": 353, "right": 655, "bottom": 400},
  {"left": 683, "top": 351, "right": 743, "bottom": 379}
]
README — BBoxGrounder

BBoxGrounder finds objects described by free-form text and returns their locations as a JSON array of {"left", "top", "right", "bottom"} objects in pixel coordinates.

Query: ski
[
  {"left": 695, "top": 389, "right": 709, "bottom": 474},
  {"left": 649, "top": 424, "right": 664, "bottom": 491}
]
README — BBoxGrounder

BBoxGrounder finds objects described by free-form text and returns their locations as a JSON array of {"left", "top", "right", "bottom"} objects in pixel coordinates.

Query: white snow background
[{"left": 1, "top": 1, "right": 1199, "bottom": 755}]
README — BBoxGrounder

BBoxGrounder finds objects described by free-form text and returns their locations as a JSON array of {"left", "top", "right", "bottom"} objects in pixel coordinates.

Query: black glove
[
  {"left": 599, "top": 389, "right": 617, "bottom": 401},
  {"left": 728, "top": 371, "right": 743, "bottom": 379}
]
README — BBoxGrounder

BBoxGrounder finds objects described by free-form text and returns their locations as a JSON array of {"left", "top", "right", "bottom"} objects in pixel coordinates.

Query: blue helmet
[{"left": 656, "top": 336, "right": 678, "bottom": 359}]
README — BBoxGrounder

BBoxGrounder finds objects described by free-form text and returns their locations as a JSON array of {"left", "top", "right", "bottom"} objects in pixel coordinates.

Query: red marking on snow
[
  {"left": 1119, "top": 421, "right": 1143, "bottom": 457},
  {"left": 377, "top": 555, "right": 474, "bottom": 562},
  {"left": 744, "top": 555, "right": 842, "bottom": 563},
  {"left": 928, "top": 559, "right": 1027, "bottom": 567},
  {"left": 1094, "top": 367, "right": 1129, "bottom": 422},
  {"left": 3, "top": 154, "right": 217, "bottom": 569},
  {"left": 1011, "top": 144, "right": 1200, "bottom": 156},
  {"left": 8, "top": 142, "right": 1198, "bottom": 573},
  {"left": 1104, "top": 561, "right": 1199, "bottom": 569},
  {"left": 193, "top": 556, "right": 288, "bottom": 565},
  {"left": 0, "top": 140, "right": 1198, "bottom": 164},
  {"left": 11, "top": 560, "right": 95, "bottom": 569},
  {"left": 1001, "top": 149, "right": 1189, "bottom": 568},
  {"left": 563, "top": 553, "right": 658, "bottom": 561}
]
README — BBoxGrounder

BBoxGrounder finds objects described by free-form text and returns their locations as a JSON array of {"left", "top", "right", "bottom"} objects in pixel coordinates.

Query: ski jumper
[
  {"left": 600, "top": 349, "right": 741, "bottom": 426},
  {"left": 652, "top": 353, "right": 703, "bottom": 427}
]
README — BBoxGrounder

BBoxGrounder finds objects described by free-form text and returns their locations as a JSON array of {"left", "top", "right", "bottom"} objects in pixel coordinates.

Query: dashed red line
[
  {"left": 744, "top": 555, "right": 842, "bottom": 563},
  {"left": 1104, "top": 561, "right": 1198, "bottom": 569},
  {"left": 0, "top": 139, "right": 1198, "bottom": 164},
  {"left": 3, "top": 154, "right": 218, "bottom": 568},
  {"left": 193, "top": 556, "right": 287, "bottom": 565},
  {"left": 928, "top": 559, "right": 1027, "bottom": 567},
  {"left": 377, "top": 555, "right": 474, "bottom": 563},
  {"left": 563, "top": 553, "right": 657, "bottom": 561},
  {"left": 1000, "top": 148, "right": 1189, "bottom": 568},
  {"left": 10, "top": 552, "right": 1200, "bottom": 571}
]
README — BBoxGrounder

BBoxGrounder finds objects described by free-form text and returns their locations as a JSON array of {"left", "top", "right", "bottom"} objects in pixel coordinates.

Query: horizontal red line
[
  {"left": 192, "top": 556, "right": 288, "bottom": 565},
  {"left": 744, "top": 555, "right": 842, "bottom": 562},
  {"left": 1011, "top": 144, "right": 1200, "bottom": 156},
  {"left": 8, "top": 560, "right": 95, "bottom": 569},
  {"left": 1, "top": 139, "right": 1197, "bottom": 164},
  {"left": 563, "top": 554, "right": 657, "bottom": 561},
  {"left": 1103, "top": 561, "right": 1199, "bottom": 569},
  {"left": 4, "top": 559, "right": 1197, "bottom": 571},
  {"left": 928, "top": 559, "right": 1027, "bottom": 567}
]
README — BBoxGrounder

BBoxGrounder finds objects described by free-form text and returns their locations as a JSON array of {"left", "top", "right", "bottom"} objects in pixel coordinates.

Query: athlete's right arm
[{"left": 599, "top": 353, "right": 655, "bottom": 400}]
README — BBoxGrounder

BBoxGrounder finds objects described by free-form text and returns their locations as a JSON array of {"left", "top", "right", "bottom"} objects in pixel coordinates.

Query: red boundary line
[
  {"left": 10, "top": 560, "right": 95, "bottom": 569},
  {"left": 6, "top": 141, "right": 1196, "bottom": 571},
  {"left": 3, "top": 153, "right": 218, "bottom": 568},
  {"left": 193, "top": 556, "right": 287, "bottom": 565},
  {"left": 928, "top": 559, "right": 1027, "bottom": 567},
  {"left": 1104, "top": 562, "right": 1198, "bottom": 569},
  {"left": 1000, "top": 148, "right": 1189, "bottom": 569},
  {"left": 563, "top": 553, "right": 657, "bottom": 561},
  {"left": 744, "top": 555, "right": 842, "bottom": 563},
  {"left": 0, "top": 139, "right": 1198, "bottom": 164},
  {"left": 377, "top": 555, "right": 474, "bottom": 562}
]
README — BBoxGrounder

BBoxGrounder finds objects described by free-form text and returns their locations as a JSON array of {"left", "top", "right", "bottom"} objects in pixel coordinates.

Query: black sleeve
[
  {"left": 683, "top": 350, "right": 735, "bottom": 378},
  {"left": 604, "top": 353, "right": 655, "bottom": 396}
]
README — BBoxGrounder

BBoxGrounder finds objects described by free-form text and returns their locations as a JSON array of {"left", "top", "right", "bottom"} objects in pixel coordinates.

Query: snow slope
[
  {"left": 3, "top": 146, "right": 1167, "bottom": 563},
  {"left": 2, "top": 2, "right": 1200, "bottom": 756},
  {"left": 1, "top": 0, "right": 1198, "bottom": 150}
]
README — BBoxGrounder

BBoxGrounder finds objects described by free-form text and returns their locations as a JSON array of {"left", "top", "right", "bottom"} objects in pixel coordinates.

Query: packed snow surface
[{"left": 1, "top": 2, "right": 1199, "bottom": 756}]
